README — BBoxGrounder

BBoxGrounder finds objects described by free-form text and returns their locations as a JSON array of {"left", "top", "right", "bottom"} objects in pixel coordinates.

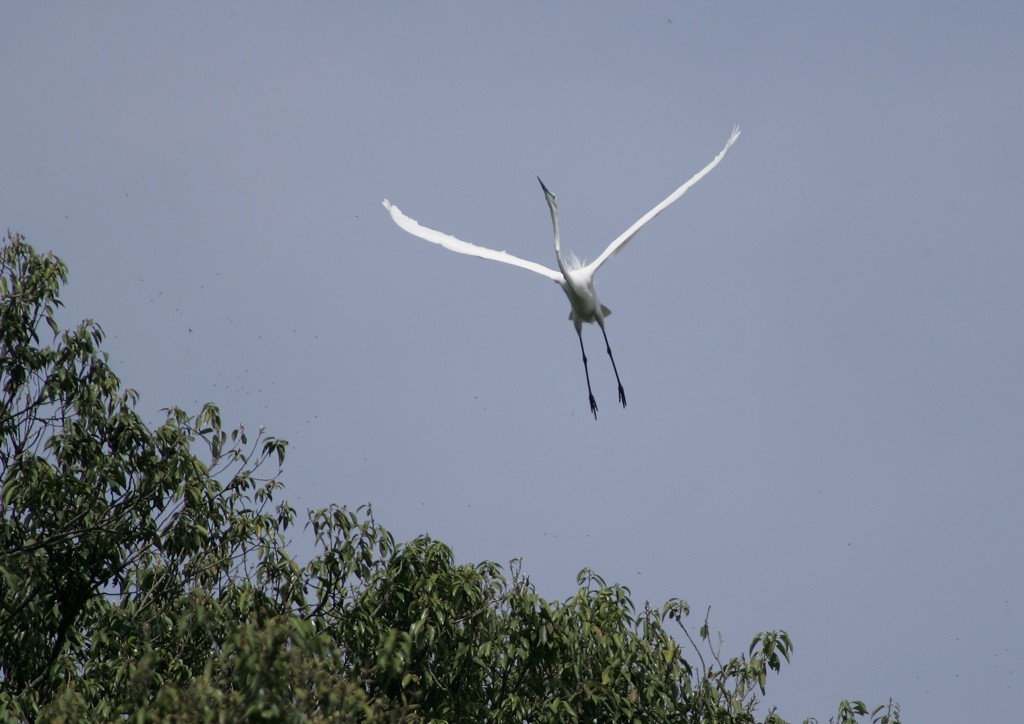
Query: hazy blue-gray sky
[{"left": 4, "top": 3, "right": 1022, "bottom": 719}]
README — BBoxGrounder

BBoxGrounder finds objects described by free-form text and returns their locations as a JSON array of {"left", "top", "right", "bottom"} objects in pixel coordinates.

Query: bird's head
[{"left": 536, "top": 176, "right": 557, "bottom": 210}]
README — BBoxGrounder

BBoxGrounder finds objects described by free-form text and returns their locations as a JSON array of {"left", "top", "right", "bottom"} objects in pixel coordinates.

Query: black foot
[
  {"left": 589, "top": 394, "right": 598, "bottom": 420},
  {"left": 618, "top": 385, "right": 627, "bottom": 408}
]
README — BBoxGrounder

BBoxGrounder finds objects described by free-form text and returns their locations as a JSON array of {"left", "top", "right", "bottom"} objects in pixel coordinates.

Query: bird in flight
[{"left": 383, "top": 126, "right": 740, "bottom": 418}]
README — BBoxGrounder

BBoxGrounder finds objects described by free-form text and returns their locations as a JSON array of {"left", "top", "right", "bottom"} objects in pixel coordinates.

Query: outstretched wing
[
  {"left": 383, "top": 200, "right": 564, "bottom": 283},
  {"left": 585, "top": 125, "right": 741, "bottom": 275}
]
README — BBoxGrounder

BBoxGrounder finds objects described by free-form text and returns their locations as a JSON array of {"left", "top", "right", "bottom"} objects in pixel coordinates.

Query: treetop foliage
[{"left": 0, "top": 231, "right": 899, "bottom": 722}]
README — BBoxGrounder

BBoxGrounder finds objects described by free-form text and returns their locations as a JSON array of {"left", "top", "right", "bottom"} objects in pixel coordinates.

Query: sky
[{"left": 3, "top": 3, "right": 1023, "bottom": 720}]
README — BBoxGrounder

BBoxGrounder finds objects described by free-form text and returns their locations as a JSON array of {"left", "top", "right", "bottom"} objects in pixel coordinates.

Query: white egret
[{"left": 383, "top": 125, "right": 740, "bottom": 418}]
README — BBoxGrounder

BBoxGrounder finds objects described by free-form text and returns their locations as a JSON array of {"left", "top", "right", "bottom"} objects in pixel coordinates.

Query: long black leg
[
  {"left": 577, "top": 331, "right": 598, "bottom": 419},
  {"left": 598, "top": 323, "right": 627, "bottom": 408}
]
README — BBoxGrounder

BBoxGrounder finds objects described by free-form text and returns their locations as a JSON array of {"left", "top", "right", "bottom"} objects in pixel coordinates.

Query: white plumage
[{"left": 383, "top": 125, "right": 740, "bottom": 418}]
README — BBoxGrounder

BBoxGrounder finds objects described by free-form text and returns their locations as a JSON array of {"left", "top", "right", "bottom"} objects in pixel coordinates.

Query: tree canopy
[{"left": 0, "top": 231, "right": 899, "bottom": 722}]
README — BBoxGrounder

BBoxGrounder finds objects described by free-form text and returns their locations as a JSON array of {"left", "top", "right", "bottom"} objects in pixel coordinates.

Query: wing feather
[
  {"left": 585, "top": 125, "right": 741, "bottom": 274},
  {"left": 383, "top": 200, "right": 563, "bottom": 283}
]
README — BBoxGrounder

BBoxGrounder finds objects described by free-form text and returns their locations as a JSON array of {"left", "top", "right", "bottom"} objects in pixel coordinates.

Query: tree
[{"left": 0, "top": 231, "right": 900, "bottom": 722}]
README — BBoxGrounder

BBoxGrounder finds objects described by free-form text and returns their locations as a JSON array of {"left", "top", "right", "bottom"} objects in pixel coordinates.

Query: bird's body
[
  {"left": 383, "top": 125, "right": 740, "bottom": 418},
  {"left": 561, "top": 268, "right": 609, "bottom": 329}
]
